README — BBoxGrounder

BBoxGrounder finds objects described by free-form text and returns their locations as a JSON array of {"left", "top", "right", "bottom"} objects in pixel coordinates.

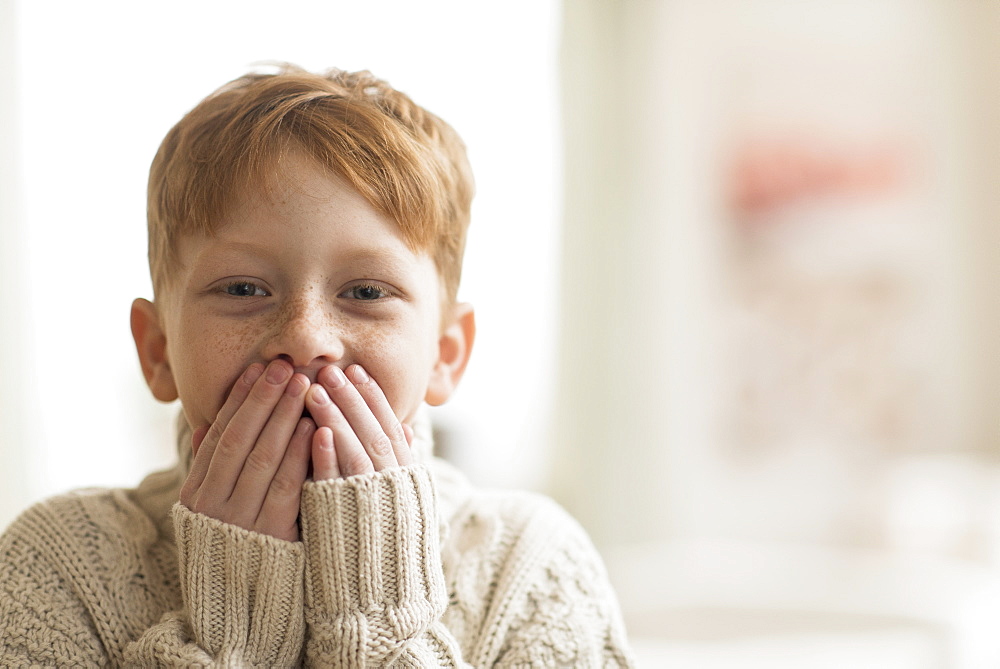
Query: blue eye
[
  {"left": 345, "top": 283, "right": 390, "bottom": 301},
  {"left": 223, "top": 281, "right": 268, "bottom": 297}
]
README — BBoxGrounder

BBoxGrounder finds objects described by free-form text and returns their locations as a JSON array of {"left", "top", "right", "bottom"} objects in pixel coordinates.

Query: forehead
[
  {"left": 244, "top": 152, "right": 388, "bottom": 223},
  {"left": 173, "top": 155, "right": 437, "bottom": 286},
  {"left": 207, "top": 153, "right": 405, "bottom": 248}
]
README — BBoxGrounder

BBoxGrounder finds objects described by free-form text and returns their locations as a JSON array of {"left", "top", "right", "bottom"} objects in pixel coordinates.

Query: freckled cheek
[
  {"left": 178, "top": 321, "right": 263, "bottom": 419},
  {"left": 349, "top": 327, "right": 429, "bottom": 420},
  {"left": 211, "top": 319, "right": 261, "bottom": 361}
]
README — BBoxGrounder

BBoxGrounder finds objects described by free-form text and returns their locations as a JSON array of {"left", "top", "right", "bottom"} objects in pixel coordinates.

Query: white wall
[
  {"left": 0, "top": 0, "right": 31, "bottom": 530},
  {"left": 1, "top": 0, "right": 562, "bottom": 529}
]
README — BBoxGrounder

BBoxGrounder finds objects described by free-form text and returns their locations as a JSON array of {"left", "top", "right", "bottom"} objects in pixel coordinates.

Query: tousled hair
[{"left": 147, "top": 65, "right": 474, "bottom": 302}]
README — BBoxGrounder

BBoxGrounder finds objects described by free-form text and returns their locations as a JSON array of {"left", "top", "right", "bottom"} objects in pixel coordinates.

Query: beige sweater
[{"left": 0, "top": 417, "right": 634, "bottom": 667}]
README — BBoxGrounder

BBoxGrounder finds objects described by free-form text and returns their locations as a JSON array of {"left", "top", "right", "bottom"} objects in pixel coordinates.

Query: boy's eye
[
  {"left": 223, "top": 281, "right": 268, "bottom": 297},
  {"left": 343, "top": 283, "right": 391, "bottom": 301}
]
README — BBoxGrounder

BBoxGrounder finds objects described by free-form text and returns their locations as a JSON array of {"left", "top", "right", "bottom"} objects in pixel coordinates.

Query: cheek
[
  {"left": 172, "top": 319, "right": 260, "bottom": 419},
  {"left": 207, "top": 318, "right": 261, "bottom": 362},
  {"left": 352, "top": 322, "right": 435, "bottom": 419},
  {"left": 183, "top": 324, "right": 250, "bottom": 376}
]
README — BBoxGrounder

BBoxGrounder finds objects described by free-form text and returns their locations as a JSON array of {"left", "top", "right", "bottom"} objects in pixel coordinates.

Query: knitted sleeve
[
  {"left": 299, "top": 464, "right": 471, "bottom": 667},
  {"left": 123, "top": 503, "right": 306, "bottom": 667},
  {"left": 0, "top": 491, "right": 306, "bottom": 667}
]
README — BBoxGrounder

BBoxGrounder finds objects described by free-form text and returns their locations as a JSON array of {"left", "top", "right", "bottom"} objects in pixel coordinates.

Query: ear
[
  {"left": 425, "top": 303, "right": 475, "bottom": 406},
  {"left": 130, "top": 298, "right": 179, "bottom": 402}
]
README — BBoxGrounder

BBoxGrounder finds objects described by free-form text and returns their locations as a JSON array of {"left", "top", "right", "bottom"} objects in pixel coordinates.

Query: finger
[
  {"left": 344, "top": 364, "right": 412, "bottom": 467},
  {"left": 182, "top": 363, "right": 263, "bottom": 503},
  {"left": 197, "top": 360, "right": 294, "bottom": 513},
  {"left": 402, "top": 423, "right": 414, "bottom": 447},
  {"left": 254, "top": 417, "right": 313, "bottom": 542},
  {"left": 191, "top": 425, "right": 209, "bottom": 457},
  {"left": 306, "top": 382, "right": 374, "bottom": 477},
  {"left": 311, "top": 426, "right": 340, "bottom": 480},
  {"left": 318, "top": 365, "right": 400, "bottom": 471},
  {"left": 226, "top": 372, "right": 309, "bottom": 525}
]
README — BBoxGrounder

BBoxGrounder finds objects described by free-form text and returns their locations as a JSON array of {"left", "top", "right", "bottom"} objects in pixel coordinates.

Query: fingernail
[
  {"left": 266, "top": 361, "right": 291, "bottom": 384},
  {"left": 325, "top": 366, "right": 347, "bottom": 389},
  {"left": 348, "top": 365, "right": 370, "bottom": 384},
  {"left": 310, "top": 384, "right": 331, "bottom": 405},
  {"left": 243, "top": 364, "right": 264, "bottom": 385}
]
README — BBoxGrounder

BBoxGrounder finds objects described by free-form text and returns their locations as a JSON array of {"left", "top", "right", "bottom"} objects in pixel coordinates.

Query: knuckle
[
  {"left": 215, "top": 429, "right": 246, "bottom": 458},
  {"left": 242, "top": 449, "right": 278, "bottom": 478},
  {"left": 386, "top": 423, "right": 406, "bottom": 446},
  {"left": 368, "top": 434, "right": 393, "bottom": 458},
  {"left": 204, "top": 422, "right": 224, "bottom": 447},
  {"left": 268, "top": 473, "right": 302, "bottom": 499}
]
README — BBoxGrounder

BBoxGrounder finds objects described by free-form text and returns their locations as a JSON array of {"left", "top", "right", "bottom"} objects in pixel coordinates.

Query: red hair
[{"left": 147, "top": 65, "right": 474, "bottom": 302}]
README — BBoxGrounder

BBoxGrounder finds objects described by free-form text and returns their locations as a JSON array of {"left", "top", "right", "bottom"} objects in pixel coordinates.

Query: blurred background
[{"left": 1, "top": 0, "right": 999, "bottom": 666}]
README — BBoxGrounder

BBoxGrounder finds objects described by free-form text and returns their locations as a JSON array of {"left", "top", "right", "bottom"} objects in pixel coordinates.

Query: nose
[{"left": 259, "top": 292, "right": 345, "bottom": 375}]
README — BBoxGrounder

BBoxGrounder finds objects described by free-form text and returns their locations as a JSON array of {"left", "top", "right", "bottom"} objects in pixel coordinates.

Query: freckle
[
  {"left": 214, "top": 320, "right": 257, "bottom": 358},
  {"left": 353, "top": 321, "right": 396, "bottom": 369}
]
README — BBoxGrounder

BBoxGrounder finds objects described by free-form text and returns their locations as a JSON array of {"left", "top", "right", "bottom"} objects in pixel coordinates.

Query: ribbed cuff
[
  {"left": 172, "top": 503, "right": 305, "bottom": 667},
  {"left": 300, "top": 466, "right": 446, "bottom": 661}
]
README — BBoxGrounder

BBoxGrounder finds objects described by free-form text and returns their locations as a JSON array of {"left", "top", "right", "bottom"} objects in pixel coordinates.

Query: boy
[{"left": 0, "top": 65, "right": 634, "bottom": 666}]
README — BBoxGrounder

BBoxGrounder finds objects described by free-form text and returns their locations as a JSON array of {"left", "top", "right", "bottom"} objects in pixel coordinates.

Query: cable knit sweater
[{"left": 0, "top": 415, "right": 634, "bottom": 667}]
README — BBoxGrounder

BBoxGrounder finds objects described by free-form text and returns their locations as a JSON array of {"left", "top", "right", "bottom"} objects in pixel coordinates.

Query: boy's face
[{"left": 140, "top": 152, "right": 468, "bottom": 432}]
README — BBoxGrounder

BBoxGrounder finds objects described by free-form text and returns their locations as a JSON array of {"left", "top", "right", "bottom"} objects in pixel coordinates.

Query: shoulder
[
  {"left": 429, "top": 455, "right": 581, "bottom": 542},
  {"left": 432, "top": 469, "right": 634, "bottom": 666},
  {"left": 0, "top": 487, "right": 128, "bottom": 593},
  {"left": 1, "top": 482, "right": 176, "bottom": 603},
  {"left": 427, "top": 456, "right": 597, "bottom": 571},
  {"left": 3, "top": 487, "right": 123, "bottom": 548},
  {"left": 2, "top": 486, "right": 181, "bottom": 619},
  {"left": 0, "top": 485, "right": 182, "bottom": 666},
  {"left": 3, "top": 485, "right": 159, "bottom": 552},
  {"left": 0, "top": 493, "right": 116, "bottom": 665},
  {"left": 3, "top": 460, "right": 184, "bottom": 555},
  {"left": 444, "top": 482, "right": 605, "bottom": 597}
]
